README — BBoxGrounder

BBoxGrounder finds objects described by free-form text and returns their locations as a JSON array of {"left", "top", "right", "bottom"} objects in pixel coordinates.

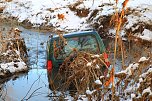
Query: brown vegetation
[
  {"left": 0, "top": 28, "right": 28, "bottom": 63},
  {"left": 0, "top": 7, "right": 5, "bottom": 13},
  {"left": 68, "top": 1, "right": 90, "bottom": 17},
  {"left": 5, "top": 0, "right": 12, "bottom": 2}
]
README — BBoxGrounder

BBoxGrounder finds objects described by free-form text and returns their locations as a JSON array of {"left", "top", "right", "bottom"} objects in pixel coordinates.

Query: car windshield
[{"left": 53, "top": 35, "right": 100, "bottom": 59}]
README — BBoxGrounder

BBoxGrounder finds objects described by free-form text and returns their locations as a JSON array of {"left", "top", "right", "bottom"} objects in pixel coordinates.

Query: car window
[{"left": 53, "top": 35, "right": 100, "bottom": 59}]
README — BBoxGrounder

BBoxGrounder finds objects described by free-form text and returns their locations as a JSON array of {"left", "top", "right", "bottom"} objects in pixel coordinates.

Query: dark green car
[{"left": 46, "top": 30, "right": 110, "bottom": 87}]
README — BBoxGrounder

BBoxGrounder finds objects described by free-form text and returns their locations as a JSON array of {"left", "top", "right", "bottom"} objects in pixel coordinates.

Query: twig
[
  {"left": 24, "top": 87, "right": 43, "bottom": 101},
  {"left": 21, "top": 73, "right": 42, "bottom": 101}
]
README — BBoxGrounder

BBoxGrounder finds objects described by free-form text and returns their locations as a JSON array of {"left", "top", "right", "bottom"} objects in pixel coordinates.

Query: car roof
[{"left": 52, "top": 30, "right": 97, "bottom": 39}]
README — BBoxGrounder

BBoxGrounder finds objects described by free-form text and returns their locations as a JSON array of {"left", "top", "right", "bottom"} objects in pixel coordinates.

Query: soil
[{"left": 0, "top": 18, "right": 56, "bottom": 33}]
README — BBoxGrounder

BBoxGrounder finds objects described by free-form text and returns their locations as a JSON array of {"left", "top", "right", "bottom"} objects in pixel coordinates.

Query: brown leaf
[{"left": 57, "top": 14, "right": 65, "bottom": 20}]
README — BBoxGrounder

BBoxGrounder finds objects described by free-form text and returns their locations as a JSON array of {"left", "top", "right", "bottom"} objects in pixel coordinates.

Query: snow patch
[
  {"left": 95, "top": 65, "right": 100, "bottom": 69},
  {"left": 94, "top": 55, "right": 100, "bottom": 58},
  {"left": 87, "top": 62, "right": 92, "bottom": 66},
  {"left": 138, "top": 57, "right": 148, "bottom": 62},
  {"left": 0, "top": 59, "right": 27, "bottom": 74},
  {"left": 86, "top": 89, "right": 96, "bottom": 95},
  {"left": 100, "top": 76, "right": 104, "bottom": 79},
  {"left": 64, "top": 95, "right": 74, "bottom": 101},
  {"left": 131, "top": 93, "right": 136, "bottom": 99},
  {"left": 95, "top": 79, "right": 102, "bottom": 85},
  {"left": 142, "top": 86, "right": 152, "bottom": 95},
  {"left": 132, "top": 63, "right": 139, "bottom": 70},
  {"left": 140, "top": 29, "right": 152, "bottom": 41},
  {"left": 140, "top": 67, "right": 152, "bottom": 78},
  {"left": 139, "top": 78, "right": 143, "bottom": 83},
  {"left": 124, "top": 64, "right": 133, "bottom": 75}
]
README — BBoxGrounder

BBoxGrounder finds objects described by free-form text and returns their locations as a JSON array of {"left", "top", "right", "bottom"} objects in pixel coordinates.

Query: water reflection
[
  {"left": 19, "top": 26, "right": 51, "bottom": 68},
  {"left": 0, "top": 69, "right": 51, "bottom": 101}
]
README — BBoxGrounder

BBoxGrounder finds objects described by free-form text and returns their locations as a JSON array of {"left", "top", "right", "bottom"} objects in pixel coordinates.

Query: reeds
[
  {"left": 110, "top": 0, "right": 129, "bottom": 100},
  {"left": 52, "top": 51, "right": 109, "bottom": 100}
]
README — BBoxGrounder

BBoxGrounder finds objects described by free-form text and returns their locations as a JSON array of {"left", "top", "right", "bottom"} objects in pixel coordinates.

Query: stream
[
  {"left": 0, "top": 23, "right": 55, "bottom": 100},
  {"left": 0, "top": 22, "right": 151, "bottom": 101}
]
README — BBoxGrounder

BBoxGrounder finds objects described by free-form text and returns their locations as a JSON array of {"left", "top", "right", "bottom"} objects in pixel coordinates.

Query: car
[{"left": 46, "top": 30, "right": 110, "bottom": 89}]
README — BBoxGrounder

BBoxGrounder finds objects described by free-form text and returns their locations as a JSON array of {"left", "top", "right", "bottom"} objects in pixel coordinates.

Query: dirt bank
[{"left": 0, "top": 26, "right": 28, "bottom": 79}]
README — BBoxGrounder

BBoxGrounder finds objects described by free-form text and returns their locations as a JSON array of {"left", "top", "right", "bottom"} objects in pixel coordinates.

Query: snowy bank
[
  {"left": 0, "top": 28, "right": 28, "bottom": 78},
  {"left": 0, "top": 50, "right": 28, "bottom": 77},
  {"left": 0, "top": 0, "right": 151, "bottom": 41},
  {"left": 0, "top": 59, "right": 27, "bottom": 77},
  {"left": 115, "top": 56, "right": 152, "bottom": 100}
]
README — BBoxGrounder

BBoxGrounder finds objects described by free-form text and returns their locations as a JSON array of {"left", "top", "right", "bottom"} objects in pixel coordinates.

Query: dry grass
[
  {"left": 49, "top": 0, "right": 152, "bottom": 100},
  {"left": 0, "top": 28, "right": 28, "bottom": 63},
  {"left": 50, "top": 51, "right": 109, "bottom": 100},
  {"left": 115, "top": 57, "right": 152, "bottom": 100}
]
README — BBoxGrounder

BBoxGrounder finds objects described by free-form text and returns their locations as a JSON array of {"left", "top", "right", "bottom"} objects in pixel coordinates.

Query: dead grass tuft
[{"left": 0, "top": 28, "right": 28, "bottom": 63}]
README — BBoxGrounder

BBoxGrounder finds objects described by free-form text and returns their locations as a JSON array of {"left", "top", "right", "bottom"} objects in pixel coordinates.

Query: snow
[
  {"left": 131, "top": 93, "right": 136, "bottom": 99},
  {"left": 94, "top": 79, "right": 102, "bottom": 85},
  {"left": 120, "top": 63, "right": 151, "bottom": 100},
  {"left": 1, "top": 0, "right": 88, "bottom": 31},
  {"left": 140, "top": 67, "right": 152, "bottom": 78},
  {"left": 91, "top": 55, "right": 100, "bottom": 59},
  {"left": 125, "top": 86, "right": 133, "bottom": 93},
  {"left": 140, "top": 29, "right": 152, "bottom": 41},
  {"left": 127, "top": 0, "right": 152, "bottom": 8},
  {"left": 100, "top": 76, "right": 104, "bottom": 79},
  {"left": 95, "top": 64, "right": 100, "bottom": 69},
  {"left": 0, "top": 27, "right": 28, "bottom": 76},
  {"left": 94, "top": 55, "right": 100, "bottom": 58},
  {"left": 87, "top": 62, "right": 92, "bottom": 66},
  {"left": 78, "top": 95, "right": 89, "bottom": 101},
  {"left": 125, "top": 4, "right": 152, "bottom": 32},
  {"left": 136, "top": 83, "right": 140, "bottom": 89},
  {"left": 148, "top": 67, "right": 152, "bottom": 73},
  {"left": 0, "top": 0, "right": 152, "bottom": 40},
  {"left": 132, "top": 63, "right": 139, "bottom": 70},
  {"left": 117, "top": 56, "right": 149, "bottom": 76},
  {"left": 86, "top": 89, "right": 93, "bottom": 95},
  {"left": 124, "top": 63, "right": 133, "bottom": 75},
  {"left": 15, "top": 50, "right": 20, "bottom": 56},
  {"left": 142, "top": 86, "right": 152, "bottom": 95},
  {"left": 64, "top": 95, "right": 74, "bottom": 101},
  {"left": 138, "top": 57, "right": 148, "bottom": 62},
  {"left": 0, "top": 59, "right": 27, "bottom": 74},
  {"left": 139, "top": 78, "right": 143, "bottom": 83}
]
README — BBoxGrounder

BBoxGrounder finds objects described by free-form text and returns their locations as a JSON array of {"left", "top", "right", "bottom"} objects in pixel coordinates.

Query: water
[
  {"left": 19, "top": 26, "right": 51, "bottom": 68},
  {"left": 0, "top": 69, "right": 51, "bottom": 101},
  {"left": 0, "top": 24, "right": 54, "bottom": 101}
]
